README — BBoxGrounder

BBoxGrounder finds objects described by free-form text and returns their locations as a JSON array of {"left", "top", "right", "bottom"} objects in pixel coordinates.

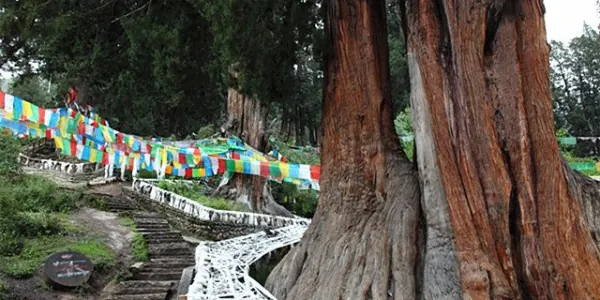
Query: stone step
[
  {"left": 150, "top": 258, "right": 195, "bottom": 264},
  {"left": 104, "top": 293, "right": 167, "bottom": 300},
  {"left": 146, "top": 238, "right": 184, "bottom": 245},
  {"left": 135, "top": 272, "right": 183, "bottom": 281},
  {"left": 140, "top": 267, "right": 187, "bottom": 273},
  {"left": 144, "top": 261, "right": 194, "bottom": 269},
  {"left": 149, "top": 249, "right": 191, "bottom": 257},
  {"left": 110, "top": 208, "right": 135, "bottom": 212},
  {"left": 115, "top": 287, "right": 170, "bottom": 295},
  {"left": 130, "top": 212, "right": 163, "bottom": 219},
  {"left": 118, "top": 280, "right": 175, "bottom": 289},
  {"left": 137, "top": 228, "right": 172, "bottom": 233},
  {"left": 134, "top": 219, "right": 169, "bottom": 225},
  {"left": 142, "top": 232, "right": 182, "bottom": 239},
  {"left": 135, "top": 224, "right": 171, "bottom": 230}
]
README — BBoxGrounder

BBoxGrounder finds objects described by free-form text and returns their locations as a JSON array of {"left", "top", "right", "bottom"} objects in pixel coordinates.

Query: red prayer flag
[
  {"left": 70, "top": 141, "right": 77, "bottom": 157},
  {"left": 218, "top": 158, "right": 226, "bottom": 174},
  {"left": 260, "top": 162, "right": 270, "bottom": 177},
  {"left": 38, "top": 107, "right": 45, "bottom": 124},
  {"left": 0, "top": 90, "right": 5, "bottom": 109},
  {"left": 185, "top": 168, "right": 192, "bottom": 178},
  {"left": 310, "top": 165, "right": 320, "bottom": 180}
]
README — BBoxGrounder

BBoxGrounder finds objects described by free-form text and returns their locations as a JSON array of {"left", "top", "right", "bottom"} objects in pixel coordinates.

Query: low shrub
[
  {"left": 0, "top": 132, "right": 22, "bottom": 178},
  {"left": 131, "top": 233, "right": 149, "bottom": 262}
]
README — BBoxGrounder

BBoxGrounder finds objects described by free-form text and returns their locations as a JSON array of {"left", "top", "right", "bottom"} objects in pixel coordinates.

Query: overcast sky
[
  {"left": 545, "top": 0, "right": 599, "bottom": 43},
  {"left": 1, "top": 2, "right": 598, "bottom": 80}
]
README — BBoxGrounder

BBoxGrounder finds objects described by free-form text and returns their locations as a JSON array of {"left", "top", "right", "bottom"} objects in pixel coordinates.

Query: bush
[
  {"left": 0, "top": 132, "right": 22, "bottom": 178},
  {"left": 2, "top": 176, "right": 79, "bottom": 213},
  {"left": 15, "top": 213, "right": 63, "bottom": 237},
  {"left": 0, "top": 231, "right": 23, "bottom": 257}
]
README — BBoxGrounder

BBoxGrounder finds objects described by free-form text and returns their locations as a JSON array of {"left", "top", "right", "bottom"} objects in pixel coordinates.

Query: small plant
[
  {"left": 85, "top": 195, "right": 108, "bottom": 211},
  {"left": 131, "top": 233, "right": 149, "bottom": 262},
  {"left": 115, "top": 269, "right": 134, "bottom": 283},
  {"left": 118, "top": 216, "right": 136, "bottom": 229}
]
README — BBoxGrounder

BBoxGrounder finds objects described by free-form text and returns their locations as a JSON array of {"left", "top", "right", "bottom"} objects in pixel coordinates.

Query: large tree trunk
[
  {"left": 401, "top": 0, "right": 600, "bottom": 297},
  {"left": 220, "top": 85, "right": 293, "bottom": 217},
  {"left": 266, "top": 0, "right": 421, "bottom": 298},
  {"left": 268, "top": 0, "right": 600, "bottom": 299}
]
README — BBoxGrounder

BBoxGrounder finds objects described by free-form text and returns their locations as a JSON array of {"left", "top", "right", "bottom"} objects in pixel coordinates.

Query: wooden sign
[{"left": 43, "top": 252, "right": 94, "bottom": 288}]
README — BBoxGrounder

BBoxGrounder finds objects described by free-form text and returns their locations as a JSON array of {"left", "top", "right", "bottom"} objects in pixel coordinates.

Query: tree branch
[{"left": 111, "top": 0, "right": 152, "bottom": 23}]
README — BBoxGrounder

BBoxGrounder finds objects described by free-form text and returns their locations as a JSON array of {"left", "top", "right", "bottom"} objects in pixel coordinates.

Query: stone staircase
[
  {"left": 103, "top": 210, "right": 195, "bottom": 300},
  {"left": 105, "top": 196, "right": 138, "bottom": 213}
]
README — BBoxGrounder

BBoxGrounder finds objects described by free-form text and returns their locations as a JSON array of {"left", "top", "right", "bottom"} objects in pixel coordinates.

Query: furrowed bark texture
[
  {"left": 266, "top": 0, "right": 420, "bottom": 299},
  {"left": 222, "top": 85, "right": 292, "bottom": 217},
  {"left": 402, "top": 0, "right": 600, "bottom": 298}
]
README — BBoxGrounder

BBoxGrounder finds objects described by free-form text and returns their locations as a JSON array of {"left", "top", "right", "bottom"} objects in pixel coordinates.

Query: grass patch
[
  {"left": 131, "top": 233, "right": 149, "bottom": 262},
  {"left": 157, "top": 181, "right": 248, "bottom": 212},
  {"left": 117, "top": 216, "right": 136, "bottom": 229},
  {"left": 117, "top": 216, "right": 149, "bottom": 262},
  {"left": 0, "top": 234, "right": 115, "bottom": 279}
]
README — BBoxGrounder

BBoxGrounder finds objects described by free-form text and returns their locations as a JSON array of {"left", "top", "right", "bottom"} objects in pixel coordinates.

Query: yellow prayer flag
[
  {"left": 234, "top": 160, "right": 244, "bottom": 173},
  {"left": 54, "top": 137, "right": 64, "bottom": 150},
  {"left": 280, "top": 162, "right": 290, "bottom": 178},
  {"left": 89, "top": 149, "right": 97, "bottom": 163},
  {"left": 22, "top": 102, "right": 33, "bottom": 119}
]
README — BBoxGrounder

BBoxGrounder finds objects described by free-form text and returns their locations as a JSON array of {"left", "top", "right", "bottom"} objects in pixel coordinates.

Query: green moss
[
  {"left": 117, "top": 216, "right": 136, "bottom": 229},
  {"left": 131, "top": 233, "right": 149, "bottom": 262}
]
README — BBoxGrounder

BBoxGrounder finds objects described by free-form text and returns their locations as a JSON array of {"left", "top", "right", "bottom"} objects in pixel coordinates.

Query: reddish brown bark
[
  {"left": 221, "top": 84, "right": 292, "bottom": 217},
  {"left": 402, "top": 0, "right": 600, "bottom": 298},
  {"left": 267, "top": 0, "right": 600, "bottom": 299},
  {"left": 266, "top": 0, "right": 420, "bottom": 298}
]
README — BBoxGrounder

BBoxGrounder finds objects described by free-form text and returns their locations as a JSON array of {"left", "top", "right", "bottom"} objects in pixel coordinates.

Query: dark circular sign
[{"left": 43, "top": 252, "right": 94, "bottom": 288}]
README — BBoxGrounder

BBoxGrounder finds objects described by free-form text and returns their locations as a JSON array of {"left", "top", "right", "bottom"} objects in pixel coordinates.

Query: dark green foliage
[
  {"left": 270, "top": 138, "right": 320, "bottom": 165},
  {"left": 7, "top": 76, "right": 57, "bottom": 108},
  {"left": 270, "top": 183, "right": 318, "bottom": 218},
  {"left": 157, "top": 180, "right": 248, "bottom": 211},
  {"left": 387, "top": 1, "right": 410, "bottom": 115},
  {"left": 0, "top": 132, "right": 22, "bottom": 178},
  {"left": 550, "top": 25, "right": 600, "bottom": 137},
  {"left": 131, "top": 233, "right": 149, "bottom": 262},
  {"left": 0, "top": 0, "right": 224, "bottom": 137}
]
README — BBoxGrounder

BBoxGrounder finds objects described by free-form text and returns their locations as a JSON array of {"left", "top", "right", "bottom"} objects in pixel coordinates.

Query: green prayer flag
[
  {"left": 559, "top": 137, "right": 577, "bottom": 145},
  {"left": 569, "top": 162, "right": 596, "bottom": 171},
  {"left": 269, "top": 163, "right": 281, "bottom": 177},
  {"left": 186, "top": 154, "right": 195, "bottom": 165},
  {"left": 31, "top": 107, "right": 39, "bottom": 123},
  {"left": 226, "top": 159, "right": 236, "bottom": 172},
  {"left": 95, "top": 150, "right": 103, "bottom": 163}
]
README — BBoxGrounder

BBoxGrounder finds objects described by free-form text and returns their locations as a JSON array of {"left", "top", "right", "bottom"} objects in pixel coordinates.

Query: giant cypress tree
[
  {"left": 189, "top": 0, "right": 320, "bottom": 214},
  {"left": 267, "top": 0, "right": 600, "bottom": 299}
]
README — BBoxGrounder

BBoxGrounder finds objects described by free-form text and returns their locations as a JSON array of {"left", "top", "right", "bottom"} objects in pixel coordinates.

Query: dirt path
[
  {"left": 84, "top": 182, "right": 130, "bottom": 198},
  {"left": 72, "top": 208, "right": 134, "bottom": 260}
]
